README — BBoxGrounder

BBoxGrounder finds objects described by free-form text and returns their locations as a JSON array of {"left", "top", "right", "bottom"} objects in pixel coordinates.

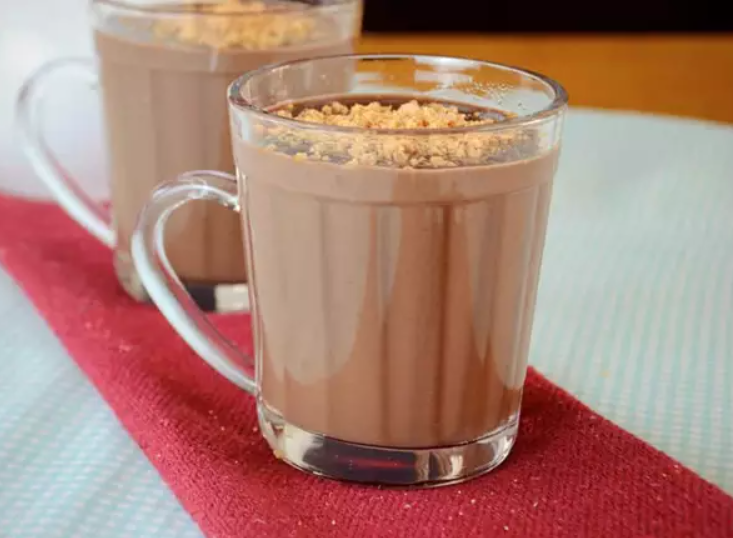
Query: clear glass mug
[
  {"left": 132, "top": 54, "right": 568, "bottom": 486},
  {"left": 16, "top": 0, "right": 362, "bottom": 312}
]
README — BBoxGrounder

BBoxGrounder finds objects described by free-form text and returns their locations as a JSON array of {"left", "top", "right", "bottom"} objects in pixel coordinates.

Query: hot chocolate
[
  {"left": 93, "top": 0, "right": 359, "bottom": 295},
  {"left": 236, "top": 97, "right": 559, "bottom": 447}
]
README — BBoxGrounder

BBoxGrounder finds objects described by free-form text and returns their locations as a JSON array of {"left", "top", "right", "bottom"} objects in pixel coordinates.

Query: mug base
[
  {"left": 115, "top": 251, "right": 249, "bottom": 313},
  {"left": 258, "top": 405, "right": 518, "bottom": 487}
]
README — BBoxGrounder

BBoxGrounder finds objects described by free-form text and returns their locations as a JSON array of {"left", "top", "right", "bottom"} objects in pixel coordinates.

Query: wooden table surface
[{"left": 358, "top": 34, "right": 733, "bottom": 124}]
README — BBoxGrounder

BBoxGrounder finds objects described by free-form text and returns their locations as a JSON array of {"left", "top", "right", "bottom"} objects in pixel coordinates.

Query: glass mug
[
  {"left": 132, "top": 54, "right": 568, "bottom": 486},
  {"left": 16, "top": 0, "right": 362, "bottom": 312}
]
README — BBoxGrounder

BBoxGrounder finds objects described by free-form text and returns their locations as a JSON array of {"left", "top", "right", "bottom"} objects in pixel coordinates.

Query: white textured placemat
[
  {"left": 0, "top": 108, "right": 731, "bottom": 537},
  {"left": 0, "top": 268, "right": 199, "bottom": 538},
  {"left": 533, "top": 109, "right": 733, "bottom": 491}
]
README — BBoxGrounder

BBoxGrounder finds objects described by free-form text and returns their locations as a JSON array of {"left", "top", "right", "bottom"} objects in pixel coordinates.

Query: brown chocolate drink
[
  {"left": 236, "top": 97, "right": 560, "bottom": 448},
  {"left": 92, "top": 0, "right": 359, "bottom": 292}
]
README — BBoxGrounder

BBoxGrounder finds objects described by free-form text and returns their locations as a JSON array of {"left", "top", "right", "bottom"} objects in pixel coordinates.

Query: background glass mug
[
  {"left": 16, "top": 0, "right": 362, "bottom": 312},
  {"left": 132, "top": 54, "right": 568, "bottom": 486}
]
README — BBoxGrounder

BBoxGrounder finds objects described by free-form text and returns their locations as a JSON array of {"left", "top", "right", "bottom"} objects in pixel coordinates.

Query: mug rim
[
  {"left": 227, "top": 53, "right": 569, "bottom": 136},
  {"left": 94, "top": 0, "right": 351, "bottom": 17}
]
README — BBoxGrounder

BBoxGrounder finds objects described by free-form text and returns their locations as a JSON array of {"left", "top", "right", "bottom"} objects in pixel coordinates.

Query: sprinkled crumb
[
  {"left": 261, "top": 99, "right": 533, "bottom": 168},
  {"left": 153, "top": 0, "right": 318, "bottom": 50},
  {"left": 276, "top": 99, "right": 496, "bottom": 129}
]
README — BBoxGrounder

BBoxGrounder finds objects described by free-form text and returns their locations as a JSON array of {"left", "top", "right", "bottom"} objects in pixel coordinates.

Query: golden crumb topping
[
  {"left": 260, "top": 99, "right": 533, "bottom": 168},
  {"left": 153, "top": 0, "right": 317, "bottom": 50},
  {"left": 275, "top": 99, "right": 496, "bottom": 129}
]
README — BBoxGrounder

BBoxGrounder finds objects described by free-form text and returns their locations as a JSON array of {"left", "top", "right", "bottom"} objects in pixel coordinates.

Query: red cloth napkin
[{"left": 1, "top": 192, "right": 732, "bottom": 538}]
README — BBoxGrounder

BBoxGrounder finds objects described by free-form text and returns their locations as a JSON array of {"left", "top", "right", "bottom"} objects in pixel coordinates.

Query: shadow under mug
[
  {"left": 16, "top": 0, "right": 361, "bottom": 313},
  {"left": 132, "top": 53, "right": 568, "bottom": 486}
]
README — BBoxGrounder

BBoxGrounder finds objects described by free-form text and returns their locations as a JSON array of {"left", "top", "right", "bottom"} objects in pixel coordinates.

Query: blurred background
[
  {"left": 1, "top": 0, "right": 732, "bottom": 201},
  {"left": 361, "top": 0, "right": 733, "bottom": 33}
]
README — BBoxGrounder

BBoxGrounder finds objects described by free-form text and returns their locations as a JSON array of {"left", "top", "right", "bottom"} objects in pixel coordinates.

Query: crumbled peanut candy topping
[
  {"left": 276, "top": 100, "right": 495, "bottom": 130},
  {"left": 260, "top": 99, "right": 534, "bottom": 168},
  {"left": 153, "top": 0, "right": 317, "bottom": 50}
]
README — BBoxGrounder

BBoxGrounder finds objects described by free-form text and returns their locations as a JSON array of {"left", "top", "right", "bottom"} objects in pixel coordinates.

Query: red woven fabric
[{"left": 1, "top": 193, "right": 731, "bottom": 537}]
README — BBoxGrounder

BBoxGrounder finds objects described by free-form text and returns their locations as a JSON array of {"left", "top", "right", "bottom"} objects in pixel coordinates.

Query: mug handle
[
  {"left": 131, "top": 171, "right": 255, "bottom": 394},
  {"left": 16, "top": 58, "right": 115, "bottom": 248}
]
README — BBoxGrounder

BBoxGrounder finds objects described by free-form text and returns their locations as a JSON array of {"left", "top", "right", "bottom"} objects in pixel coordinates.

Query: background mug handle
[{"left": 16, "top": 58, "right": 115, "bottom": 247}]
